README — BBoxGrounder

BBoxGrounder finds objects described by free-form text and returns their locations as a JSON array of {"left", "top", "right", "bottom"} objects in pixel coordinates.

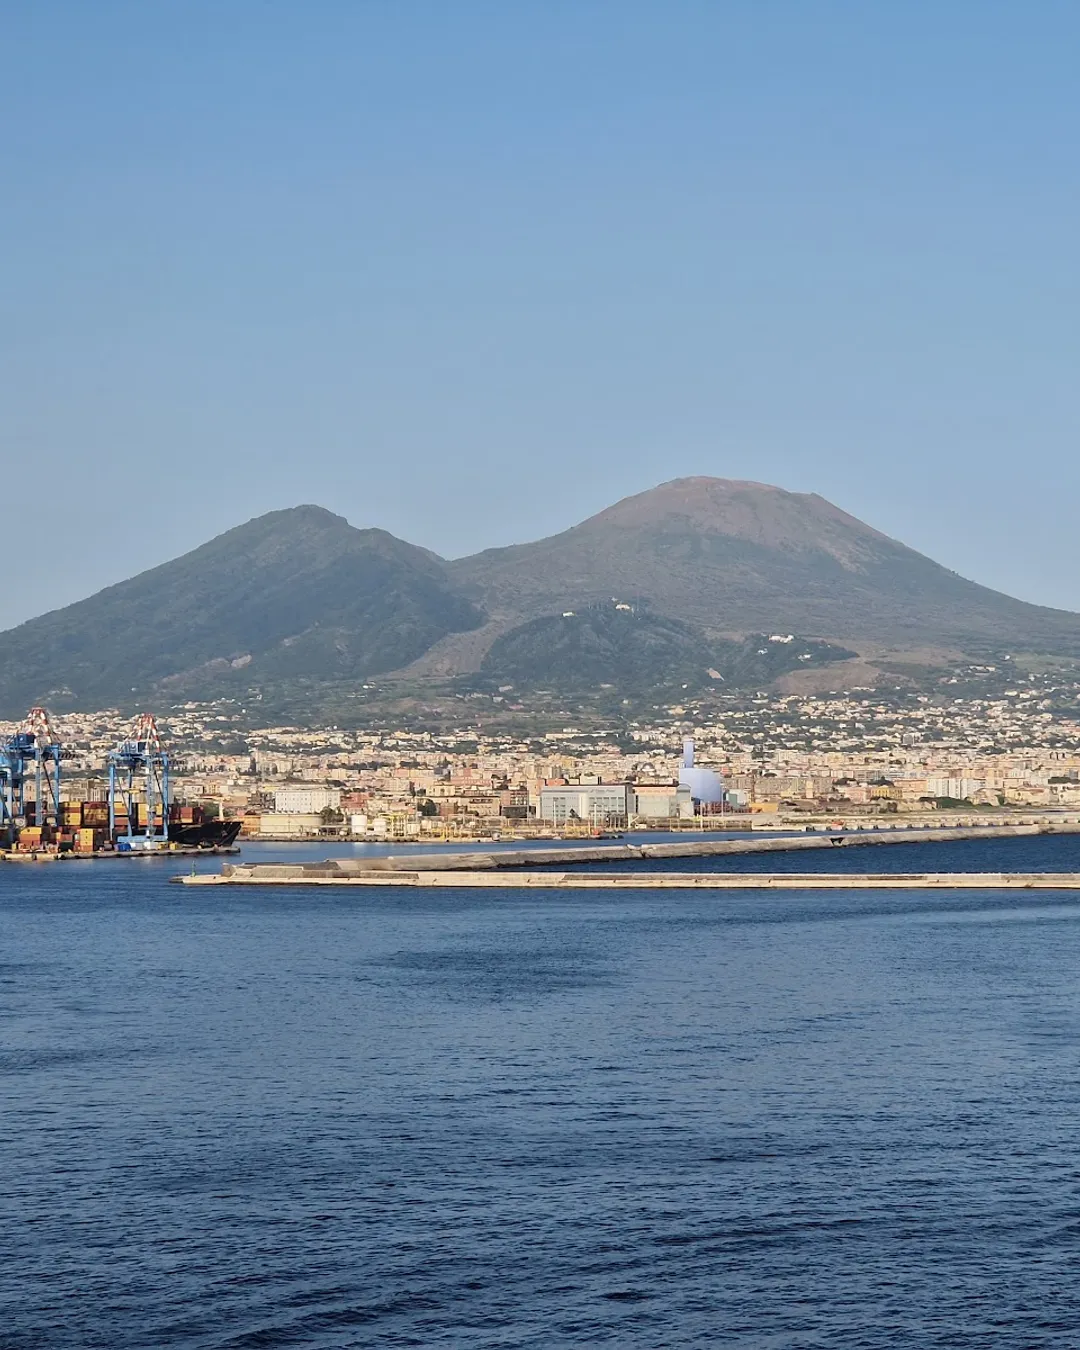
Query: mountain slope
[
  {"left": 481, "top": 607, "right": 718, "bottom": 692},
  {"left": 0, "top": 506, "right": 482, "bottom": 715},
  {"left": 479, "top": 604, "right": 855, "bottom": 694},
  {"left": 451, "top": 477, "right": 1080, "bottom": 653}
]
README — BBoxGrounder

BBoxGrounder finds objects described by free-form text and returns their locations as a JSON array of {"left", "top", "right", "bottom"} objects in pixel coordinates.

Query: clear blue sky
[{"left": 3, "top": 1, "right": 1079, "bottom": 630}]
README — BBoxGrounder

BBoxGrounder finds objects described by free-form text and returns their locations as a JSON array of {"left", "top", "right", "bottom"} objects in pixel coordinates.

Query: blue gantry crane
[
  {"left": 0, "top": 706, "right": 63, "bottom": 843},
  {"left": 107, "top": 713, "right": 170, "bottom": 847},
  {"left": 0, "top": 754, "right": 10, "bottom": 843}
]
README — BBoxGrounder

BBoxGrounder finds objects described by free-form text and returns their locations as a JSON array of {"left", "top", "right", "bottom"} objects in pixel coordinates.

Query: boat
[{"left": 166, "top": 818, "right": 243, "bottom": 849}]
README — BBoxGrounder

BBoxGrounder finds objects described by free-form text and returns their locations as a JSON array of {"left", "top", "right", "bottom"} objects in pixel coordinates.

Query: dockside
[{"left": 5, "top": 846, "right": 241, "bottom": 863}]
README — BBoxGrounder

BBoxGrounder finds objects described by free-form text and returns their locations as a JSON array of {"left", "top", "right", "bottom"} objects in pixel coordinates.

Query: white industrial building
[
  {"left": 273, "top": 786, "right": 342, "bottom": 814},
  {"left": 539, "top": 780, "right": 704, "bottom": 825},
  {"left": 631, "top": 783, "right": 694, "bottom": 819},
  {"left": 678, "top": 739, "right": 725, "bottom": 805},
  {"left": 256, "top": 813, "right": 322, "bottom": 837},
  {"left": 538, "top": 783, "right": 633, "bottom": 826}
]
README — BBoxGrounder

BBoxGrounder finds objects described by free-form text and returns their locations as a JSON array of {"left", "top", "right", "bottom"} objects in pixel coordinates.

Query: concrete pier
[
  {"left": 176, "top": 820, "right": 1080, "bottom": 885},
  {"left": 176, "top": 821, "right": 1080, "bottom": 887},
  {"left": 178, "top": 869, "right": 1080, "bottom": 890}
]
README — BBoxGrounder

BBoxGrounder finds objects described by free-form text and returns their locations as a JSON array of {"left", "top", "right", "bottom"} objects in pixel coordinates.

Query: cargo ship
[{"left": 167, "top": 817, "right": 242, "bottom": 849}]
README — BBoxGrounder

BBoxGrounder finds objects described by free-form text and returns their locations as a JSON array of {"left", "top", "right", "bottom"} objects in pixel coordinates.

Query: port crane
[
  {"left": 0, "top": 706, "right": 63, "bottom": 842},
  {"left": 107, "top": 713, "right": 170, "bottom": 845}
]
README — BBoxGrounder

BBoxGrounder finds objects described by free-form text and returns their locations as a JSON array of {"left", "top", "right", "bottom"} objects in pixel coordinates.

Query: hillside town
[{"left": 10, "top": 661, "right": 1080, "bottom": 842}]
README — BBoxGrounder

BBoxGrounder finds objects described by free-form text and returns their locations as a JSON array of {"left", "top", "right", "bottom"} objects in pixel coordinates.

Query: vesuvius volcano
[
  {"left": 451, "top": 477, "right": 1080, "bottom": 652},
  {"left": 1, "top": 478, "right": 1078, "bottom": 716}
]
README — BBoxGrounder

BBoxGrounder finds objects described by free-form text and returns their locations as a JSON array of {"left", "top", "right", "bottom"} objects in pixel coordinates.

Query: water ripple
[{"left": 4, "top": 838, "right": 1080, "bottom": 1346}]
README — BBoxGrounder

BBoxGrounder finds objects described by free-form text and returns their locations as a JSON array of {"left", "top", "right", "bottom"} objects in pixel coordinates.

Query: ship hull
[{"left": 166, "top": 820, "right": 243, "bottom": 849}]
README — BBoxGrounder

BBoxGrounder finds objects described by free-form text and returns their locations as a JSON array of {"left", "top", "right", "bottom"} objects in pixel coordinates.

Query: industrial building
[
  {"left": 678, "top": 738, "right": 725, "bottom": 805},
  {"left": 273, "top": 786, "right": 341, "bottom": 814},
  {"left": 538, "top": 782, "right": 633, "bottom": 826},
  {"left": 251, "top": 812, "right": 324, "bottom": 837},
  {"left": 631, "top": 783, "right": 694, "bottom": 819}
]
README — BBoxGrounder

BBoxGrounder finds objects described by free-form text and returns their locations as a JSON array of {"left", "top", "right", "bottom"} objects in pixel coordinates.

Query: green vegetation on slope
[{"left": 479, "top": 604, "right": 854, "bottom": 695}]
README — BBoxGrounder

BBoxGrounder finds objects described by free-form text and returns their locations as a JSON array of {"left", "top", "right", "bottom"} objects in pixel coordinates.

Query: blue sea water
[{"left": 4, "top": 834, "right": 1080, "bottom": 1348}]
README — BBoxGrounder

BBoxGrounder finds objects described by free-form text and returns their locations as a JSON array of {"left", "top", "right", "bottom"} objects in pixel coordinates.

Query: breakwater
[
  {"left": 178, "top": 821, "right": 1080, "bottom": 885},
  {"left": 180, "top": 868, "right": 1080, "bottom": 890}
]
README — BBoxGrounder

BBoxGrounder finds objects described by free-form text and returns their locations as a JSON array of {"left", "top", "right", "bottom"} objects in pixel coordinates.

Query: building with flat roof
[
  {"left": 273, "top": 786, "right": 341, "bottom": 814},
  {"left": 538, "top": 783, "right": 632, "bottom": 826},
  {"left": 632, "top": 783, "right": 694, "bottom": 819}
]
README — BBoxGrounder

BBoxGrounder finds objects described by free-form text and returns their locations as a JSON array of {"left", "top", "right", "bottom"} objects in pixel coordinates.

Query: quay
[
  {"left": 4, "top": 846, "right": 241, "bottom": 863},
  {"left": 179, "top": 869, "right": 1080, "bottom": 889},
  {"left": 176, "top": 821, "right": 1080, "bottom": 885}
]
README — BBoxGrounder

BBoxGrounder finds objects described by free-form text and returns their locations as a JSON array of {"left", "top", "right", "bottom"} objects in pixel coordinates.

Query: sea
[{"left": 5, "top": 831, "right": 1080, "bottom": 1348}]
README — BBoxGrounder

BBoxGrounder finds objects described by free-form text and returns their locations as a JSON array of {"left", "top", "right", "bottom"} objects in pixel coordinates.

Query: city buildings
[{"left": 11, "top": 663, "right": 1080, "bottom": 840}]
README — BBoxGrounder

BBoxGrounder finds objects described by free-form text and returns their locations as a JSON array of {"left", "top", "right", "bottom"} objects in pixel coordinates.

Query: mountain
[
  {"left": 3, "top": 477, "right": 1080, "bottom": 719},
  {"left": 451, "top": 477, "right": 1080, "bottom": 654},
  {"left": 0, "top": 506, "right": 482, "bottom": 716},
  {"left": 479, "top": 604, "right": 854, "bottom": 695}
]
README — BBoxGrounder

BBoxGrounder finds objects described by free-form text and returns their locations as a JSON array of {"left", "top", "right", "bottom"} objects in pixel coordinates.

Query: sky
[{"left": 2, "top": 1, "right": 1079, "bottom": 630}]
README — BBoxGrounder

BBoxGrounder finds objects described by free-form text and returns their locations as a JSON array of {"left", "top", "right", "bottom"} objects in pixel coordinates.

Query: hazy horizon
[{"left": 4, "top": 2, "right": 1080, "bottom": 629}]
